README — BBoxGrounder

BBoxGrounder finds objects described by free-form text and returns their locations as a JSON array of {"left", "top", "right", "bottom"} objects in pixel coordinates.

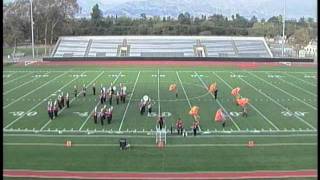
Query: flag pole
[
  {"left": 281, "top": 0, "right": 286, "bottom": 57},
  {"left": 30, "top": 0, "right": 35, "bottom": 59}
]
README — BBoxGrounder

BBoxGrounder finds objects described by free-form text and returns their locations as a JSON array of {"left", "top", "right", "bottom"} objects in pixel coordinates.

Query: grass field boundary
[
  {"left": 3, "top": 169, "right": 317, "bottom": 180},
  {"left": 78, "top": 72, "right": 122, "bottom": 131},
  {"left": 3, "top": 142, "right": 317, "bottom": 147},
  {"left": 249, "top": 72, "right": 317, "bottom": 110},
  {"left": 3, "top": 72, "right": 70, "bottom": 109},
  {"left": 195, "top": 71, "right": 241, "bottom": 130},
  {"left": 238, "top": 74, "right": 317, "bottom": 130},
  {"left": 265, "top": 72, "right": 317, "bottom": 97},
  {"left": 3, "top": 72, "right": 32, "bottom": 85},
  {"left": 4, "top": 127, "right": 316, "bottom": 134},
  {"left": 214, "top": 72, "right": 280, "bottom": 131},
  {"left": 40, "top": 71, "right": 104, "bottom": 131},
  {"left": 3, "top": 70, "right": 317, "bottom": 74},
  {"left": 3, "top": 132, "right": 317, "bottom": 138},
  {"left": 176, "top": 71, "right": 202, "bottom": 131},
  {"left": 118, "top": 71, "right": 141, "bottom": 131}
]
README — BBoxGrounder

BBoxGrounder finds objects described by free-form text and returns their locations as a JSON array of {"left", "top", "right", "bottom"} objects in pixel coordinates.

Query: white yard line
[
  {"left": 3, "top": 142, "right": 316, "bottom": 147},
  {"left": 268, "top": 73, "right": 317, "bottom": 97},
  {"left": 284, "top": 73, "right": 317, "bottom": 87},
  {"left": 4, "top": 132, "right": 317, "bottom": 138},
  {"left": 4, "top": 72, "right": 80, "bottom": 129},
  {"left": 3, "top": 70, "right": 317, "bottom": 74},
  {"left": 194, "top": 71, "right": 241, "bottom": 131},
  {"left": 249, "top": 72, "right": 317, "bottom": 110},
  {"left": 3, "top": 73, "right": 50, "bottom": 95},
  {"left": 4, "top": 72, "right": 32, "bottom": 85},
  {"left": 118, "top": 71, "right": 141, "bottom": 131},
  {"left": 158, "top": 68, "right": 161, "bottom": 115},
  {"left": 78, "top": 72, "right": 122, "bottom": 131},
  {"left": 213, "top": 72, "right": 280, "bottom": 130},
  {"left": 176, "top": 71, "right": 201, "bottom": 131},
  {"left": 3, "top": 72, "right": 69, "bottom": 109},
  {"left": 238, "top": 74, "right": 317, "bottom": 130},
  {"left": 4, "top": 78, "right": 39, "bottom": 95},
  {"left": 39, "top": 72, "right": 104, "bottom": 131}
]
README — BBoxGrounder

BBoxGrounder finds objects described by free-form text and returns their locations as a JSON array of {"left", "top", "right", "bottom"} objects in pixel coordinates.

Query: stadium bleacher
[{"left": 51, "top": 36, "right": 273, "bottom": 58}]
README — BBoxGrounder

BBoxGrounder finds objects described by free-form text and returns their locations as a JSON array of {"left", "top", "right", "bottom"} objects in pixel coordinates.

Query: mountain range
[{"left": 5, "top": 0, "right": 317, "bottom": 20}]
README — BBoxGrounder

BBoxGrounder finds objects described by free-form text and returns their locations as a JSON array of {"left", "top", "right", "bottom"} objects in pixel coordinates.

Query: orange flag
[
  {"left": 237, "top": 98, "right": 249, "bottom": 107},
  {"left": 231, "top": 87, "right": 240, "bottom": 96},
  {"left": 214, "top": 109, "right": 223, "bottom": 122}
]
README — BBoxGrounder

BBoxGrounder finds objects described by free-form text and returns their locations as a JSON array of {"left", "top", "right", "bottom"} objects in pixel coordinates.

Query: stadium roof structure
[{"left": 51, "top": 36, "right": 274, "bottom": 58}]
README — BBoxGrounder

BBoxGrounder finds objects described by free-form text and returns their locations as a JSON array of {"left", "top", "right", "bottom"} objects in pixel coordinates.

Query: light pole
[
  {"left": 281, "top": 0, "right": 286, "bottom": 57},
  {"left": 30, "top": 0, "right": 35, "bottom": 59}
]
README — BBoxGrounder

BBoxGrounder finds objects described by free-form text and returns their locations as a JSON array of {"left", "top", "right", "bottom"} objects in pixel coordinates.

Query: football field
[{"left": 3, "top": 64, "right": 317, "bottom": 173}]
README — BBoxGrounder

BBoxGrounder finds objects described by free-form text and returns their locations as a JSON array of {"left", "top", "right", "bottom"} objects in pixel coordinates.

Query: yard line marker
[
  {"left": 118, "top": 72, "right": 140, "bottom": 132},
  {"left": 4, "top": 77, "right": 40, "bottom": 95},
  {"left": 3, "top": 142, "right": 316, "bottom": 147},
  {"left": 4, "top": 132, "right": 317, "bottom": 138},
  {"left": 176, "top": 71, "right": 202, "bottom": 132},
  {"left": 3, "top": 72, "right": 69, "bottom": 109},
  {"left": 4, "top": 72, "right": 77, "bottom": 129},
  {"left": 195, "top": 71, "right": 241, "bottom": 131},
  {"left": 238, "top": 74, "right": 317, "bottom": 130},
  {"left": 158, "top": 69, "right": 161, "bottom": 115},
  {"left": 79, "top": 72, "right": 122, "bottom": 131},
  {"left": 268, "top": 73, "right": 317, "bottom": 97},
  {"left": 4, "top": 72, "right": 32, "bottom": 85},
  {"left": 285, "top": 73, "right": 316, "bottom": 87},
  {"left": 249, "top": 72, "right": 317, "bottom": 110},
  {"left": 40, "top": 71, "right": 102, "bottom": 131},
  {"left": 214, "top": 72, "right": 280, "bottom": 130}
]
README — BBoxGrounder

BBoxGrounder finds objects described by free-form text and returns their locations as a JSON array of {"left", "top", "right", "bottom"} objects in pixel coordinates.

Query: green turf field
[{"left": 3, "top": 65, "right": 317, "bottom": 172}]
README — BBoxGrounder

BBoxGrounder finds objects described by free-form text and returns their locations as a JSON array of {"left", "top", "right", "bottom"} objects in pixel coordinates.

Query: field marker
[
  {"left": 194, "top": 71, "right": 241, "bottom": 130},
  {"left": 40, "top": 71, "right": 103, "bottom": 131},
  {"left": 4, "top": 72, "right": 69, "bottom": 109},
  {"left": 4, "top": 77, "right": 40, "bottom": 95},
  {"left": 268, "top": 73, "right": 317, "bottom": 97},
  {"left": 238, "top": 73, "right": 317, "bottom": 131},
  {"left": 176, "top": 71, "right": 202, "bottom": 132},
  {"left": 158, "top": 69, "right": 161, "bottom": 115},
  {"left": 79, "top": 72, "right": 122, "bottom": 131},
  {"left": 214, "top": 72, "right": 280, "bottom": 131},
  {"left": 285, "top": 73, "right": 316, "bottom": 87},
  {"left": 39, "top": 71, "right": 97, "bottom": 131},
  {"left": 249, "top": 72, "right": 317, "bottom": 111},
  {"left": 116, "top": 71, "right": 140, "bottom": 131},
  {"left": 4, "top": 72, "right": 78, "bottom": 129},
  {"left": 4, "top": 72, "right": 32, "bottom": 85}
]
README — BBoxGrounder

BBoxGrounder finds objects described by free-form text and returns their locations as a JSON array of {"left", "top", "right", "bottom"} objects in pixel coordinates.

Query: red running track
[{"left": 3, "top": 169, "right": 317, "bottom": 179}]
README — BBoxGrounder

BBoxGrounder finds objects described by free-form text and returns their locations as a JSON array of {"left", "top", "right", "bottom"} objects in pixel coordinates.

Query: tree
[
  {"left": 140, "top": 13, "right": 147, "bottom": 20},
  {"left": 91, "top": 4, "right": 103, "bottom": 21}
]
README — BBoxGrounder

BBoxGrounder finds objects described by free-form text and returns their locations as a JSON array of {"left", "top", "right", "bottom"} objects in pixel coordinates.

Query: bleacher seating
[{"left": 51, "top": 36, "right": 273, "bottom": 58}]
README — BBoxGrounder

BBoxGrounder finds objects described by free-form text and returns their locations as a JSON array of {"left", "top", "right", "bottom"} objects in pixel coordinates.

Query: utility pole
[
  {"left": 281, "top": 0, "right": 286, "bottom": 57},
  {"left": 30, "top": 0, "right": 35, "bottom": 59}
]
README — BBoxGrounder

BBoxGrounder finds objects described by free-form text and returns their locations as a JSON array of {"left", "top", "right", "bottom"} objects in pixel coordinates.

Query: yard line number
[
  {"left": 71, "top": 74, "right": 87, "bottom": 77},
  {"left": 148, "top": 112, "right": 172, "bottom": 117},
  {"left": 230, "top": 74, "right": 245, "bottom": 78},
  {"left": 281, "top": 111, "right": 308, "bottom": 117},
  {"left": 32, "top": 74, "right": 49, "bottom": 78},
  {"left": 267, "top": 75, "right": 282, "bottom": 78},
  {"left": 10, "top": 111, "right": 37, "bottom": 117}
]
